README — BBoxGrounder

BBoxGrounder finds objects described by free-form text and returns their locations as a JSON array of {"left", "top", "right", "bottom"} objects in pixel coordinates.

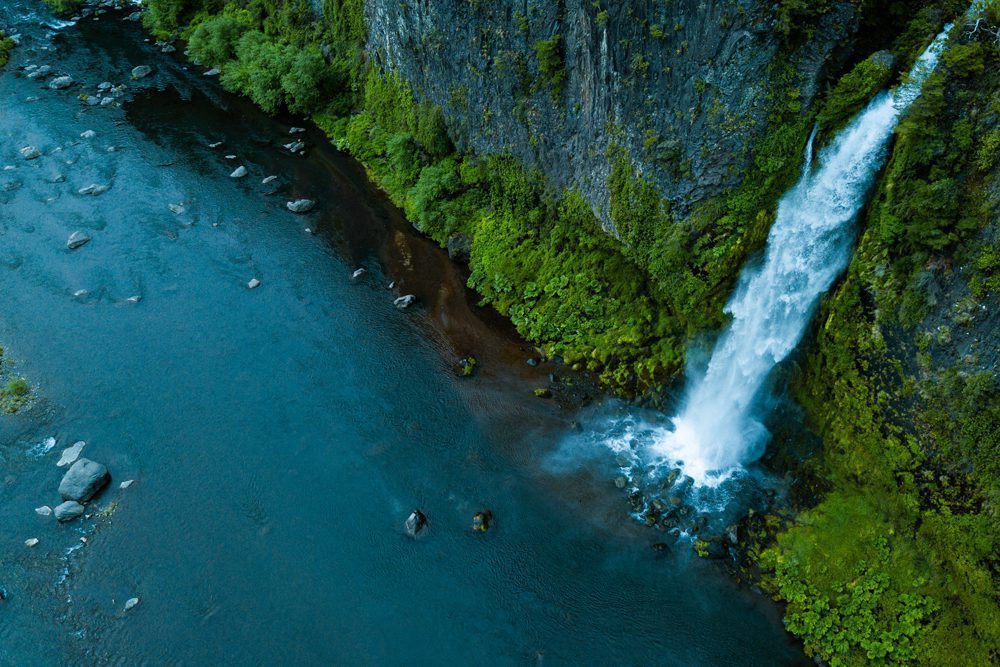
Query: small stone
[
  {"left": 261, "top": 175, "right": 277, "bottom": 185},
  {"left": 119, "top": 479, "right": 135, "bottom": 490},
  {"left": 54, "top": 500, "right": 85, "bottom": 522},
  {"left": 161, "top": 44, "right": 176, "bottom": 53},
  {"left": 80, "top": 130, "right": 96, "bottom": 139},
  {"left": 123, "top": 597, "right": 140, "bottom": 611},
  {"left": 34, "top": 506, "right": 52, "bottom": 516},
  {"left": 229, "top": 165, "right": 248, "bottom": 178},
  {"left": 204, "top": 68, "right": 220, "bottom": 76},
  {"left": 393, "top": 294, "right": 416, "bottom": 309},
  {"left": 100, "top": 97, "right": 113, "bottom": 107},
  {"left": 20, "top": 146, "right": 41, "bottom": 160},
  {"left": 130, "top": 65, "right": 153, "bottom": 79},
  {"left": 49, "top": 76, "right": 74, "bottom": 90},
  {"left": 168, "top": 203, "right": 184, "bottom": 214},
  {"left": 97, "top": 82, "right": 112, "bottom": 91},
  {"left": 286, "top": 199, "right": 315, "bottom": 214},
  {"left": 526, "top": 358, "right": 538, "bottom": 367},
  {"left": 125, "top": 295, "right": 142, "bottom": 304},
  {"left": 57, "top": 441, "right": 86, "bottom": 467},
  {"left": 289, "top": 127, "right": 305, "bottom": 134},
  {"left": 224, "top": 154, "right": 236, "bottom": 160},
  {"left": 208, "top": 141, "right": 223, "bottom": 149},
  {"left": 247, "top": 278, "right": 261, "bottom": 289},
  {"left": 404, "top": 509, "right": 427, "bottom": 537},
  {"left": 67, "top": 231, "right": 91, "bottom": 249},
  {"left": 25, "top": 538, "right": 39, "bottom": 548},
  {"left": 78, "top": 183, "right": 109, "bottom": 196},
  {"left": 351, "top": 268, "right": 366, "bottom": 280},
  {"left": 73, "top": 289, "right": 89, "bottom": 298}
]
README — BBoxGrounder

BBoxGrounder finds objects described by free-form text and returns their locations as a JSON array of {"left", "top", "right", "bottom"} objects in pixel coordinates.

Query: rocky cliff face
[{"left": 363, "top": 0, "right": 857, "bottom": 224}]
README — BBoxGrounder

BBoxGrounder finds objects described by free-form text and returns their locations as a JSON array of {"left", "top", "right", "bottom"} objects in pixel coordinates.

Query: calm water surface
[{"left": 0, "top": 3, "right": 807, "bottom": 664}]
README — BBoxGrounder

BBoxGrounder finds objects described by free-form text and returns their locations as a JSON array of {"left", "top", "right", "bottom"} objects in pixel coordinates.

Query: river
[{"left": 0, "top": 3, "right": 806, "bottom": 664}]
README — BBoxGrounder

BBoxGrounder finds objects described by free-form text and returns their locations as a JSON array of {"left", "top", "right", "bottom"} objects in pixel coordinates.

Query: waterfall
[{"left": 649, "top": 24, "right": 954, "bottom": 487}]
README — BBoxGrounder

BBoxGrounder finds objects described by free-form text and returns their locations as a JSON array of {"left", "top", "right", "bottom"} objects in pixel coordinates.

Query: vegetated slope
[{"left": 758, "top": 12, "right": 999, "bottom": 664}]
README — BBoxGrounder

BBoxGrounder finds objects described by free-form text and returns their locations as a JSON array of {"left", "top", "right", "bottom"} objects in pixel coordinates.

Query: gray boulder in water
[
  {"left": 130, "top": 65, "right": 153, "bottom": 80},
  {"left": 394, "top": 294, "right": 416, "bottom": 310},
  {"left": 286, "top": 199, "right": 315, "bottom": 214},
  {"left": 49, "top": 76, "right": 74, "bottom": 90},
  {"left": 66, "top": 231, "right": 91, "bottom": 249},
  {"left": 20, "top": 145, "right": 41, "bottom": 160},
  {"left": 404, "top": 510, "right": 427, "bottom": 537},
  {"left": 58, "top": 458, "right": 110, "bottom": 502},
  {"left": 54, "top": 500, "right": 85, "bottom": 522}
]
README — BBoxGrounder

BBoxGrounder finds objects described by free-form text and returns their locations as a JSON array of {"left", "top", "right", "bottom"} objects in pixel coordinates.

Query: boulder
[
  {"left": 54, "top": 500, "right": 85, "bottom": 522},
  {"left": 446, "top": 234, "right": 471, "bottom": 263},
  {"left": 130, "top": 65, "right": 153, "bottom": 79},
  {"left": 20, "top": 146, "right": 41, "bottom": 160},
  {"left": 49, "top": 76, "right": 74, "bottom": 90},
  {"left": 404, "top": 509, "right": 427, "bottom": 537},
  {"left": 58, "top": 458, "right": 110, "bottom": 502},
  {"left": 26, "top": 65, "right": 52, "bottom": 80},
  {"left": 283, "top": 140, "right": 305, "bottom": 153},
  {"left": 96, "top": 82, "right": 112, "bottom": 91},
  {"left": 393, "top": 294, "right": 416, "bottom": 309},
  {"left": 286, "top": 199, "right": 315, "bottom": 214},
  {"left": 57, "top": 441, "right": 86, "bottom": 467},
  {"left": 78, "top": 183, "right": 109, "bottom": 196},
  {"left": 229, "top": 165, "right": 248, "bottom": 178},
  {"left": 66, "top": 231, "right": 91, "bottom": 249},
  {"left": 24, "top": 538, "right": 39, "bottom": 548}
]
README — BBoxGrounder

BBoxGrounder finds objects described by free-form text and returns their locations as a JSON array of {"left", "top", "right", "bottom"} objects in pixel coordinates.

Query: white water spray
[{"left": 651, "top": 25, "right": 954, "bottom": 486}]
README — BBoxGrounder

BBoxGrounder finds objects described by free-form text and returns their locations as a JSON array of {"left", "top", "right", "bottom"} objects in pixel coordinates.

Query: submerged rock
[
  {"left": 472, "top": 510, "right": 493, "bottom": 533},
  {"left": 78, "top": 183, "right": 109, "bottom": 196},
  {"left": 80, "top": 129, "right": 96, "bottom": 139},
  {"left": 66, "top": 231, "right": 91, "bottom": 249},
  {"left": 261, "top": 175, "right": 278, "bottom": 185},
  {"left": 54, "top": 500, "right": 85, "bottom": 522},
  {"left": 405, "top": 509, "right": 427, "bottom": 537},
  {"left": 130, "top": 65, "right": 153, "bottom": 79},
  {"left": 286, "top": 198, "right": 315, "bottom": 213},
  {"left": 393, "top": 294, "right": 416, "bottom": 310},
  {"left": 57, "top": 441, "right": 86, "bottom": 467},
  {"left": 351, "top": 268, "right": 366, "bottom": 281},
  {"left": 49, "top": 76, "right": 74, "bottom": 90},
  {"left": 168, "top": 203, "right": 185, "bottom": 214},
  {"left": 34, "top": 505, "right": 52, "bottom": 517},
  {"left": 247, "top": 278, "right": 261, "bottom": 289},
  {"left": 24, "top": 538, "right": 39, "bottom": 548},
  {"left": 20, "top": 146, "right": 41, "bottom": 160},
  {"left": 289, "top": 127, "right": 305, "bottom": 134},
  {"left": 230, "top": 165, "right": 248, "bottom": 178},
  {"left": 58, "top": 458, "right": 110, "bottom": 502}
]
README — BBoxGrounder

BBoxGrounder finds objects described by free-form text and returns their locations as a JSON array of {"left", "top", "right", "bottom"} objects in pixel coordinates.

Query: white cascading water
[{"left": 650, "top": 24, "right": 954, "bottom": 487}]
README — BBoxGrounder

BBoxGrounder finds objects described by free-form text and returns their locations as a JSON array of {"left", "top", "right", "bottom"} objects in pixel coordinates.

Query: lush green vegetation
[
  {"left": 758, "top": 16, "right": 1000, "bottom": 665},
  {"left": 0, "top": 31, "right": 14, "bottom": 69},
  {"left": 42, "top": 0, "right": 84, "bottom": 14},
  {"left": 0, "top": 348, "right": 31, "bottom": 414}
]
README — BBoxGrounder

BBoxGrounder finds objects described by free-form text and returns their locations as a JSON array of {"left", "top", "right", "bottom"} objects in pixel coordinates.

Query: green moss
[
  {"left": 0, "top": 32, "right": 14, "bottom": 69},
  {"left": 816, "top": 51, "right": 896, "bottom": 142},
  {"left": 534, "top": 35, "right": 566, "bottom": 102}
]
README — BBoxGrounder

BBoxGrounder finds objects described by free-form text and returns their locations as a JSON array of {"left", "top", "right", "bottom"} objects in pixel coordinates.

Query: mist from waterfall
[{"left": 648, "top": 23, "right": 954, "bottom": 487}]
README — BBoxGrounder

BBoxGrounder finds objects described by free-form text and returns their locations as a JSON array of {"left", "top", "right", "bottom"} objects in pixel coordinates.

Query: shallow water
[{"left": 0, "top": 3, "right": 807, "bottom": 664}]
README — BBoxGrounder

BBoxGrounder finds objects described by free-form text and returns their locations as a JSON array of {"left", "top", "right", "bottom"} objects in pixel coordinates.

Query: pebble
[
  {"left": 20, "top": 146, "right": 41, "bottom": 160},
  {"left": 247, "top": 278, "right": 261, "bottom": 289},
  {"left": 119, "top": 479, "right": 135, "bottom": 490},
  {"left": 67, "top": 231, "right": 91, "bottom": 249},
  {"left": 78, "top": 183, "right": 109, "bottom": 196},
  {"left": 123, "top": 597, "right": 140, "bottom": 611},
  {"left": 34, "top": 506, "right": 53, "bottom": 516},
  {"left": 25, "top": 538, "right": 39, "bottom": 548},
  {"left": 229, "top": 165, "right": 247, "bottom": 178},
  {"left": 261, "top": 175, "right": 277, "bottom": 185},
  {"left": 168, "top": 203, "right": 185, "bottom": 214},
  {"left": 80, "top": 130, "right": 96, "bottom": 139}
]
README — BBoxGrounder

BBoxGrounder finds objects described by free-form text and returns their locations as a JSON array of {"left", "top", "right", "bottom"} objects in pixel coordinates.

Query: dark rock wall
[{"left": 364, "top": 0, "right": 857, "bottom": 224}]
